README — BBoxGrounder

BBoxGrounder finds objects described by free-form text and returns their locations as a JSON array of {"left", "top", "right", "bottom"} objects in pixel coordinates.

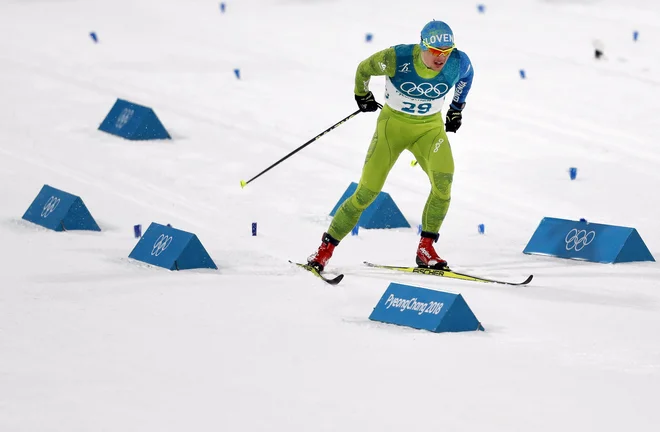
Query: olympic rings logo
[
  {"left": 565, "top": 229, "right": 596, "bottom": 251},
  {"left": 399, "top": 82, "right": 449, "bottom": 98},
  {"left": 41, "top": 196, "right": 61, "bottom": 218},
  {"left": 115, "top": 108, "right": 135, "bottom": 129},
  {"left": 152, "top": 234, "right": 173, "bottom": 256}
]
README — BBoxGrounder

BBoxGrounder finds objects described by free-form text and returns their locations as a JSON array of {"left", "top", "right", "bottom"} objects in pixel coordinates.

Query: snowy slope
[{"left": 1, "top": 0, "right": 659, "bottom": 431}]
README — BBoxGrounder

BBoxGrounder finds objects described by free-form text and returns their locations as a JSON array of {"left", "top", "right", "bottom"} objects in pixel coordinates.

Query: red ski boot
[
  {"left": 416, "top": 231, "right": 448, "bottom": 269},
  {"left": 307, "top": 232, "right": 340, "bottom": 272}
]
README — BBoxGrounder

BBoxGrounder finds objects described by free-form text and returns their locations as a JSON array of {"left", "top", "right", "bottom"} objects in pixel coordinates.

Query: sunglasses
[{"left": 423, "top": 42, "right": 455, "bottom": 56}]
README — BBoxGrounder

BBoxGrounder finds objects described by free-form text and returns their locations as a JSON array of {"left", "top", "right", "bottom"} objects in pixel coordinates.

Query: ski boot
[
  {"left": 416, "top": 231, "right": 448, "bottom": 269},
  {"left": 307, "top": 232, "right": 340, "bottom": 272}
]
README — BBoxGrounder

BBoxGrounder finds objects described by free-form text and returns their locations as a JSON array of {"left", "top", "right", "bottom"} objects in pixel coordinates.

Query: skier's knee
[
  {"left": 350, "top": 184, "right": 379, "bottom": 210},
  {"left": 430, "top": 171, "right": 453, "bottom": 200}
]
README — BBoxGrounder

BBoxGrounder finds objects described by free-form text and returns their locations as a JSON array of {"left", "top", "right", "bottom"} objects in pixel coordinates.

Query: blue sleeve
[{"left": 450, "top": 50, "right": 474, "bottom": 109}]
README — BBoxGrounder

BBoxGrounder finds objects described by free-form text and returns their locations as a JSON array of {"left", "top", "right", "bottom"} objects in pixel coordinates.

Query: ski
[
  {"left": 363, "top": 261, "right": 533, "bottom": 286},
  {"left": 289, "top": 260, "right": 344, "bottom": 285}
]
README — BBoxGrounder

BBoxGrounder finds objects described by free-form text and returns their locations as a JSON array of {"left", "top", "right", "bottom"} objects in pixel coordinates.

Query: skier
[{"left": 307, "top": 19, "right": 474, "bottom": 272}]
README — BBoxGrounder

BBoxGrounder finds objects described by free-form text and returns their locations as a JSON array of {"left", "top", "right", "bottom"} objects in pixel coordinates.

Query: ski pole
[{"left": 240, "top": 106, "right": 379, "bottom": 188}]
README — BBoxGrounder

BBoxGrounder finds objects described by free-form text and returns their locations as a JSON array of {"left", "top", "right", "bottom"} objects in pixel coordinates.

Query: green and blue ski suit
[{"left": 327, "top": 43, "right": 474, "bottom": 241}]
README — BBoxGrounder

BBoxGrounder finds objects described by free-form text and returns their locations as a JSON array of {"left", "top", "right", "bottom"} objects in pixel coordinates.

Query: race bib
[{"left": 385, "top": 77, "right": 448, "bottom": 116}]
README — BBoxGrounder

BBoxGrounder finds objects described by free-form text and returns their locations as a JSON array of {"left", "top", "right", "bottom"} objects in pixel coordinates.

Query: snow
[{"left": 1, "top": 0, "right": 659, "bottom": 430}]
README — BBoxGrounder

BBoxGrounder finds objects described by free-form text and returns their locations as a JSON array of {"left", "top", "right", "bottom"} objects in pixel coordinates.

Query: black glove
[
  {"left": 445, "top": 102, "right": 466, "bottom": 133},
  {"left": 355, "top": 92, "right": 380, "bottom": 112}
]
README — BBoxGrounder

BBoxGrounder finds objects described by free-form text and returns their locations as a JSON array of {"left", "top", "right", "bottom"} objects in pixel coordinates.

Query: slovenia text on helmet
[{"left": 420, "top": 20, "right": 455, "bottom": 51}]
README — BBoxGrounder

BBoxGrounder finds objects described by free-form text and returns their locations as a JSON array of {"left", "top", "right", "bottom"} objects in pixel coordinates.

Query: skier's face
[{"left": 421, "top": 45, "right": 453, "bottom": 71}]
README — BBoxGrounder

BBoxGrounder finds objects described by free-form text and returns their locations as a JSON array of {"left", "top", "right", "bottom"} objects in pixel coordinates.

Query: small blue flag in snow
[
  {"left": 633, "top": 30, "right": 639, "bottom": 41},
  {"left": 477, "top": 4, "right": 486, "bottom": 13},
  {"left": 134, "top": 224, "right": 142, "bottom": 238},
  {"left": 417, "top": 224, "right": 422, "bottom": 235},
  {"left": 234, "top": 68, "right": 240, "bottom": 79},
  {"left": 519, "top": 69, "right": 526, "bottom": 79},
  {"left": 351, "top": 225, "right": 359, "bottom": 236},
  {"left": 478, "top": 224, "right": 485, "bottom": 234},
  {"left": 89, "top": 32, "right": 98, "bottom": 43},
  {"left": 569, "top": 167, "right": 577, "bottom": 180},
  {"left": 365, "top": 33, "right": 373, "bottom": 42},
  {"left": 252, "top": 222, "right": 257, "bottom": 236},
  {"left": 220, "top": 2, "right": 226, "bottom": 13}
]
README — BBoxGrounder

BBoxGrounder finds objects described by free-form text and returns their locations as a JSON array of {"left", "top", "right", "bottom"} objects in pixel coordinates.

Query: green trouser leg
[
  {"left": 327, "top": 112, "right": 404, "bottom": 241},
  {"left": 409, "top": 128, "right": 454, "bottom": 234},
  {"left": 327, "top": 105, "right": 454, "bottom": 242}
]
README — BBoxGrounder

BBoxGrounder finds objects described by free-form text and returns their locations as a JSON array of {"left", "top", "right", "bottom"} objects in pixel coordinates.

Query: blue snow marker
[
  {"left": 369, "top": 283, "right": 485, "bottom": 333},
  {"left": 417, "top": 224, "right": 422, "bottom": 235},
  {"left": 220, "top": 2, "right": 226, "bottom": 13},
  {"left": 234, "top": 68, "right": 240, "bottom": 79},
  {"left": 22, "top": 184, "right": 101, "bottom": 232},
  {"left": 89, "top": 32, "right": 98, "bottom": 43},
  {"left": 351, "top": 225, "right": 359, "bottom": 236},
  {"left": 569, "top": 167, "right": 577, "bottom": 180},
  {"left": 134, "top": 224, "right": 142, "bottom": 238},
  {"left": 98, "top": 98, "right": 171, "bottom": 141},
  {"left": 365, "top": 33, "right": 373, "bottom": 42},
  {"left": 478, "top": 224, "right": 485, "bottom": 234},
  {"left": 524, "top": 217, "right": 654, "bottom": 264},
  {"left": 128, "top": 223, "right": 218, "bottom": 271},
  {"left": 519, "top": 69, "right": 526, "bottom": 79},
  {"left": 477, "top": 4, "right": 485, "bottom": 13},
  {"left": 252, "top": 222, "right": 257, "bottom": 236},
  {"left": 633, "top": 30, "right": 639, "bottom": 41}
]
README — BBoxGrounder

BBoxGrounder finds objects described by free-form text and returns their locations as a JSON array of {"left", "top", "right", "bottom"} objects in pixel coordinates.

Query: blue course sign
[
  {"left": 22, "top": 184, "right": 101, "bottom": 232},
  {"left": 98, "top": 98, "right": 171, "bottom": 140},
  {"left": 128, "top": 223, "right": 217, "bottom": 271},
  {"left": 369, "top": 283, "right": 484, "bottom": 333},
  {"left": 523, "top": 217, "right": 654, "bottom": 263}
]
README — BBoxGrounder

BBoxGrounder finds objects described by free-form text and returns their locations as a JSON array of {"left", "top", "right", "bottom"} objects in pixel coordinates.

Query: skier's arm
[
  {"left": 450, "top": 51, "right": 474, "bottom": 110},
  {"left": 354, "top": 47, "right": 397, "bottom": 96}
]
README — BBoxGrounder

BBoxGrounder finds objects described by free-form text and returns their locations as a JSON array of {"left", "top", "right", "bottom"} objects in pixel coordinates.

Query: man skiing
[{"left": 307, "top": 19, "right": 474, "bottom": 272}]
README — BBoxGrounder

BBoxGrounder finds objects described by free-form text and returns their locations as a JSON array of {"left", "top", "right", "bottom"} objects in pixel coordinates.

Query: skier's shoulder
[
  {"left": 391, "top": 43, "right": 416, "bottom": 56},
  {"left": 454, "top": 49, "right": 472, "bottom": 65},
  {"left": 453, "top": 49, "right": 473, "bottom": 74}
]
